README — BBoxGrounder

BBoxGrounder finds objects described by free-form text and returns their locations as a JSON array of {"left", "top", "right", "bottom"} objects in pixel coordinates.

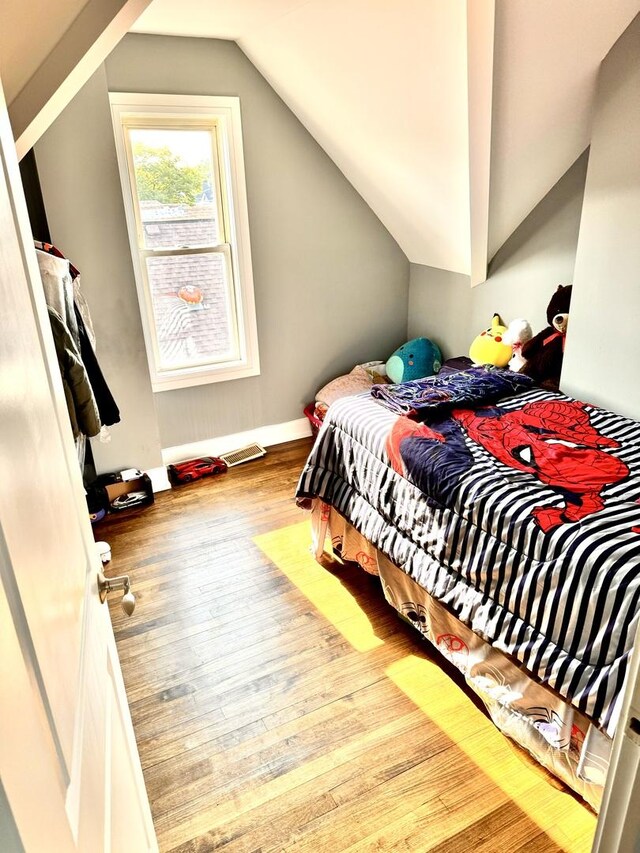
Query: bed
[{"left": 295, "top": 368, "right": 640, "bottom": 810}]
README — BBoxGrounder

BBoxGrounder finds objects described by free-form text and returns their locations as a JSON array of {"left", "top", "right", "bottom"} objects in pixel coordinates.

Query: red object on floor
[
  {"left": 168, "top": 457, "right": 227, "bottom": 485},
  {"left": 304, "top": 403, "right": 324, "bottom": 437}
]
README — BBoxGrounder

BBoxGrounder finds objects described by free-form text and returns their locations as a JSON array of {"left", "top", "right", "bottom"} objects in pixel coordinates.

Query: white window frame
[{"left": 109, "top": 92, "right": 260, "bottom": 392}]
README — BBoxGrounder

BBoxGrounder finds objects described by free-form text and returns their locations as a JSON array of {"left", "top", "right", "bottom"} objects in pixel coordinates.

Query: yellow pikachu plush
[{"left": 469, "top": 314, "right": 512, "bottom": 368}]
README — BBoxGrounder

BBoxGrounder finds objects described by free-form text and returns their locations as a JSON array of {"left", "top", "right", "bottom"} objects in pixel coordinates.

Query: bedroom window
[{"left": 109, "top": 93, "right": 259, "bottom": 391}]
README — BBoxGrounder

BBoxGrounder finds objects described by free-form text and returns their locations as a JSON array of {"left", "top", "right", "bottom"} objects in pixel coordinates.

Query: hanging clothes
[
  {"left": 36, "top": 248, "right": 80, "bottom": 346},
  {"left": 48, "top": 308, "right": 101, "bottom": 439},
  {"left": 74, "top": 305, "right": 120, "bottom": 426},
  {"left": 35, "top": 241, "right": 120, "bottom": 434},
  {"left": 35, "top": 240, "right": 96, "bottom": 343},
  {"left": 73, "top": 281, "right": 96, "bottom": 349}
]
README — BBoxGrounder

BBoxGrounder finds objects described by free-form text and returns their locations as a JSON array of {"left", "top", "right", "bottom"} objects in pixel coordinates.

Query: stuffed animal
[
  {"left": 469, "top": 314, "right": 512, "bottom": 368},
  {"left": 386, "top": 337, "right": 442, "bottom": 383},
  {"left": 503, "top": 318, "right": 532, "bottom": 372},
  {"left": 520, "top": 285, "right": 572, "bottom": 391}
]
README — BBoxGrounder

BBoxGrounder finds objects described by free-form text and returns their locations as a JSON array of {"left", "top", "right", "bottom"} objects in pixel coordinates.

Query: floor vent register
[{"left": 219, "top": 443, "right": 267, "bottom": 467}]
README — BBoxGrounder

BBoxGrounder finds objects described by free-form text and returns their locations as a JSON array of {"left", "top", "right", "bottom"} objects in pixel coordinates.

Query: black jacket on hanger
[{"left": 75, "top": 306, "right": 120, "bottom": 427}]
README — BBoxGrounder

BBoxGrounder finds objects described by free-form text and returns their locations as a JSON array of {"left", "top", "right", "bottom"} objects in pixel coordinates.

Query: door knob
[{"left": 97, "top": 572, "right": 136, "bottom": 616}]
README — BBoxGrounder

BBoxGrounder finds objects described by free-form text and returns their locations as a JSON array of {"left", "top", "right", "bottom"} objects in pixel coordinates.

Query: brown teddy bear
[{"left": 520, "top": 285, "right": 572, "bottom": 391}]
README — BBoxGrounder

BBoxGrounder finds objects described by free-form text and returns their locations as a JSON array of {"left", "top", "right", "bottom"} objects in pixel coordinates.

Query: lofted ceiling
[
  {"left": 133, "top": 0, "right": 311, "bottom": 41},
  {"left": 134, "top": 0, "right": 473, "bottom": 274},
  {"left": 133, "top": 0, "right": 640, "bottom": 277},
  {"left": 489, "top": 0, "right": 640, "bottom": 260},
  {"left": 237, "top": 0, "right": 473, "bottom": 275},
  {"left": 0, "top": 0, "right": 90, "bottom": 104},
  {"left": 7, "top": 0, "right": 639, "bottom": 278},
  {"left": 2, "top": 0, "right": 153, "bottom": 160}
]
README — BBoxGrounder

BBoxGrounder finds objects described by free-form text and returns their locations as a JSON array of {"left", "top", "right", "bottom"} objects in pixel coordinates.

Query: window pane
[
  {"left": 146, "top": 253, "right": 238, "bottom": 370},
  {"left": 129, "top": 128, "right": 220, "bottom": 248}
]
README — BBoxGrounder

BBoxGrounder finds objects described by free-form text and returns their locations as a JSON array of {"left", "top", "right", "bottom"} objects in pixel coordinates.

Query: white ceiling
[
  {"left": 240, "top": 0, "right": 472, "bottom": 274},
  {"left": 134, "top": 0, "right": 472, "bottom": 274},
  {"left": 489, "top": 0, "right": 640, "bottom": 259},
  {"left": 124, "top": 1, "right": 640, "bottom": 272},
  {"left": 0, "top": 0, "right": 90, "bottom": 104},
  {"left": 133, "top": 0, "right": 310, "bottom": 41}
]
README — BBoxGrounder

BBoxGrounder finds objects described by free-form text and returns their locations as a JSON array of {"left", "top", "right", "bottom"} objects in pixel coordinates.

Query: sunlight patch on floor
[
  {"left": 253, "top": 520, "right": 596, "bottom": 852},
  {"left": 386, "top": 655, "right": 596, "bottom": 851},
  {"left": 253, "top": 521, "right": 384, "bottom": 653}
]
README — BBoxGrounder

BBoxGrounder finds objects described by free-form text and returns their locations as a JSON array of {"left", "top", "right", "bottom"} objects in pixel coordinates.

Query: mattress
[{"left": 296, "top": 387, "right": 640, "bottom": 736}]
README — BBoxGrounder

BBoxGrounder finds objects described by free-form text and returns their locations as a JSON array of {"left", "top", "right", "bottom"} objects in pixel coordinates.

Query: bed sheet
[{"left": 296, "top": 388, "right": 640, "bottom": 735}]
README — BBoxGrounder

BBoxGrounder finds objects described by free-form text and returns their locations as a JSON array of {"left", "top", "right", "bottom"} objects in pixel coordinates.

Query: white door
[{"left": 0, "top": 80, "right": 157, "bottom": 851}]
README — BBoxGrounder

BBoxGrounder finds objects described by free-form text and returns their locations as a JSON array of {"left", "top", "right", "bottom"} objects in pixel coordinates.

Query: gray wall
[
  {"left": 408, "top": 265, "right": 470, "bottom": 359},
  {"left": 408, "top": 150, "right": 589, "bottom": 361},
  {"left": 561, "top": 14, "right": 640, "bottom": 419},
  {"left": 0, "top": 781, "right": 23, "bottom": 853},
  {"left": 37, "top": 34, "right": 409, "bottom": 464},
  {"left": 35, "top": 65, "right": 164, "bottom": 473}
]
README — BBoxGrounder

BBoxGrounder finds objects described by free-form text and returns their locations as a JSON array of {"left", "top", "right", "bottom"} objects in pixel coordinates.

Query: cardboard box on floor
[{"left": 105, "top": 475, "right": 154, "bottom": 510}]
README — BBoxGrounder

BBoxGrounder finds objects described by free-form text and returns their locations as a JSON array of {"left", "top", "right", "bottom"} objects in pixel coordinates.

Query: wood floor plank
[
  {"left": 100, "top": 438, "right": 596, "bottom": 852},
  {"left": 155, "top": 709, "right": 451, "bottom": 850}
]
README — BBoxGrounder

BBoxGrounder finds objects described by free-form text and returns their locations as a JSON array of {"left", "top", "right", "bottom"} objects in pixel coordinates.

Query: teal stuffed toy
[{"left": 386, "top": 337, "right": 442, "bottom": 383}]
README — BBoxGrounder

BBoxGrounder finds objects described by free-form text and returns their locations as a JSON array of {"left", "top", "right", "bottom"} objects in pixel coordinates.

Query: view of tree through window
[
  {"left": 112, "top": 93, "right": 259, "bottom": 390},
  {"left": 128, "top": 126, "right": 235, "bottom": 370},
  {"left": 132, "top": 142, "right": 210, "bottom": 205}
]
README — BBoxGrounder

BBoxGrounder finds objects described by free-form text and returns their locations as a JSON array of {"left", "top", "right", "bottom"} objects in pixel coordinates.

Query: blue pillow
[{"left": 386, "top": 337, "right": 442, "bottom": 383}]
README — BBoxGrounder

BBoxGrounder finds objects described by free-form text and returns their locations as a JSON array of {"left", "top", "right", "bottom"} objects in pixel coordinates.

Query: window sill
[{"left": 151, "top": 360, "right": 260, "bottom": 392}]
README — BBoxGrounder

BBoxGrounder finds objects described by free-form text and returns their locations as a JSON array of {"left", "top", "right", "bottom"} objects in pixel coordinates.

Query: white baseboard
[
  {"left": 161, "top": 417, "right": 312, "bottom": 466},
  {"left": 145, "top": 465, "right": 172, "bottom": 493}
]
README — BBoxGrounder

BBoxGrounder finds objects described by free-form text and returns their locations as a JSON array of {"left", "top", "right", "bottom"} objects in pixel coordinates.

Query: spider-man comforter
[{"left": 296, "top": 387, "right": 640, "bottom": 735}]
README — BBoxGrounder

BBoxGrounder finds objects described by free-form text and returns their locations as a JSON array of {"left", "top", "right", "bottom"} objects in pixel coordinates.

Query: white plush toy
[{"left": 503, "top": 318, "right": 532, "bottom": 372}]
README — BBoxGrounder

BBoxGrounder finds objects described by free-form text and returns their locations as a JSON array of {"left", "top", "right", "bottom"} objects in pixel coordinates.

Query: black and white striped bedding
[{"left": 296, "top": 388, "right": 640, "bottom": 735}]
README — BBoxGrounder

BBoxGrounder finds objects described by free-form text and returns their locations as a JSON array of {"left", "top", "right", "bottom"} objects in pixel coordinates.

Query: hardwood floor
[{"left": 100, "top": 439, "right": 596, "bottom": 852}]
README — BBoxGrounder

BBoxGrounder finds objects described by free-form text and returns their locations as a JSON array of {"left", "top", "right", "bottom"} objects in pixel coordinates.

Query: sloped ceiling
[
  {"left": 132, "top": 0, "right": 640, "bottom": 276},
  {"left": 2, "top": 0, "right": 152, "bottom": 160},
  {"left": 0, "top": 0, "right": 90, "bottom": 104},
  {"left": 134, "top": 0, "right": 472, "bottom": 274},
  {"left": 489, "top": 0, "right": 640, "bottom": 260}
]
